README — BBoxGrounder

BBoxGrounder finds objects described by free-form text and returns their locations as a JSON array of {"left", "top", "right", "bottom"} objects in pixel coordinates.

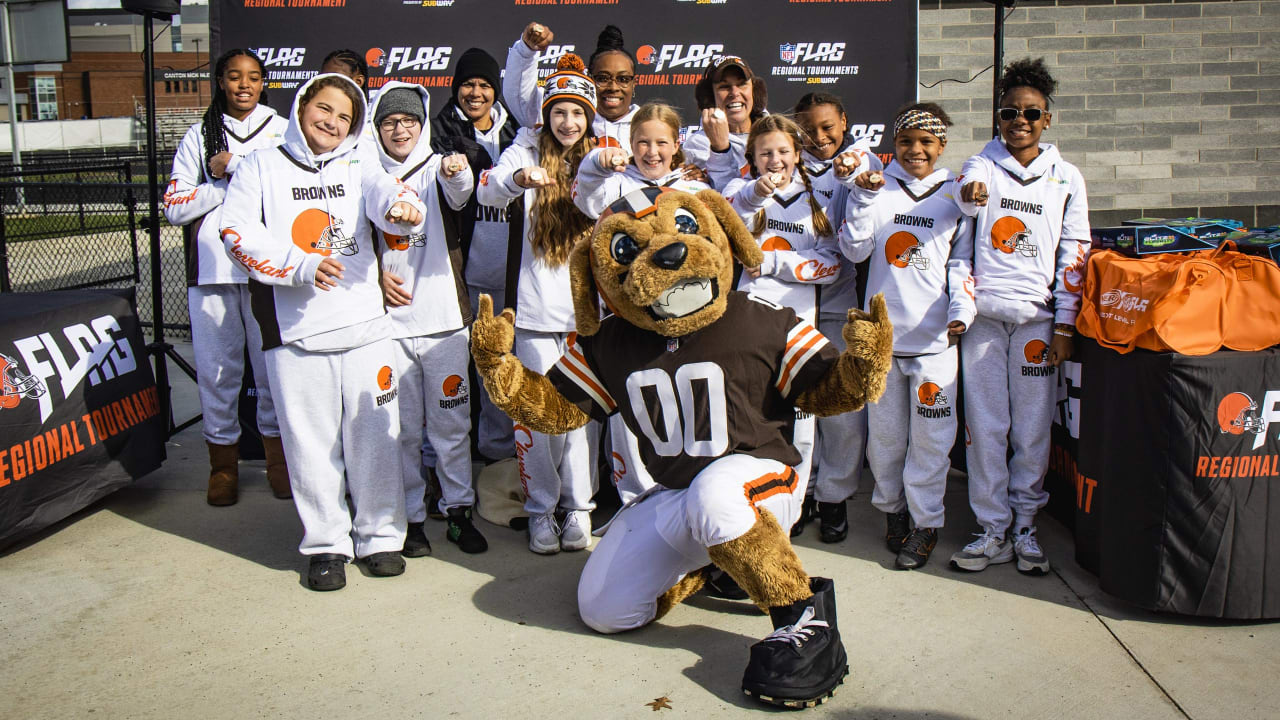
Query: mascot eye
[
  {"left": 610, "top": 232, "right": 640, "bottom": 265},
  {"left": 673, "top": 208, "right": 699, "bottom": 235}
]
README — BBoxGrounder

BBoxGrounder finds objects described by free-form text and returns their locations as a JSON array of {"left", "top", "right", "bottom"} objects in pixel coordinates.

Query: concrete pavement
[{"left": 1, "top": 347, "right": 1275, "bottom": 720}]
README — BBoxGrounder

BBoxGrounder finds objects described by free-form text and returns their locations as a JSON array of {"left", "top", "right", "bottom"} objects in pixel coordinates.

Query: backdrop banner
[{"left": 211, "top": 0, "right": 917, "bottom": 155}]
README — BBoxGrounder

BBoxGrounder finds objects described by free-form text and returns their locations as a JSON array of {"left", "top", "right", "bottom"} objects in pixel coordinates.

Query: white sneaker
[
  {"left": 528, "top": 512, "right": 561, "bottom": 555},
  {"left": 949, "top": 530, "right": 1014, "bottom": 572},
  {"left": 1013, "top": 526, "right": 1051, "bottom": 575},
  {"left": 560, "top": 510, "right": 592, "bottom": 551}
]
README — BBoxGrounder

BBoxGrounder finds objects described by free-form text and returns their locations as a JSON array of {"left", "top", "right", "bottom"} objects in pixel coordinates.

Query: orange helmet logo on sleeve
[
  {"left": 292, "top": 208, "right": 358, "bottom": 257},
  {"left": 377, "top": 365, "right": 394, "bottom": 391},
  {"left": 992, "top": 216, "right": 1038, "bottom": 257},
  {"left": 761, "top": 236, "right": 793, "bottom": 251},
  {"left": 917, "top": 382, "right": 949, "bottom": 407},
  {"left": 885, "top": 231, "right": 929, "bottom": 270},
  {"left": 1217, "top": 392, "right": 1264, "bottom": 435},
  {"left": 1023, "top": 339, "right": 1050, "bottom": 365}
]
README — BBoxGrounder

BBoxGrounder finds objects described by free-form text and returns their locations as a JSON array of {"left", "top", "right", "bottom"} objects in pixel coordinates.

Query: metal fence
[{"left": 0, "top": 161, "right": 191, "bottom": 339}]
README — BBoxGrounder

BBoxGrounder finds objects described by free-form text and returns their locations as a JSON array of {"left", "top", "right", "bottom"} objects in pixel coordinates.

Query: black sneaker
[
  {"left": 704, "top": 565, "right": 750, "bottom": 601},
  {"left": 362, "top": 551, "right": 406, "bottom": 577},
  {"left": 402, "top": 521, "right": 433, "bottom": 558},
  {"left": 307, "top": 553, "right": 347, "bottom": 592},
  {"left": 885, "top": 511, "right": 910, "bottom": 554},
  {"left": 742, "top": 577, "right": 849, "bottom": 709},
  {"left": 446, "top": 506, "right": 489, "bottom": 554},
  {"left": 817, "top": 501, "right": 848, "bottom": 543},
  {"left": 894, "top": 527, "right": 938, "bottom": 570},
  {"left": 790, "top": 496, "right": 818, "bottom": 538}
]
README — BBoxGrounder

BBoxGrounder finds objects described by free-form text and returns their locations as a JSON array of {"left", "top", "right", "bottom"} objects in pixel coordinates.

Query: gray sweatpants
[
  {"left": 813, "top": 314, "right": 867, "bottom": 503},
  {"left": 960, "top": 315, "right": 1055, "bottom": 534},
  {"left": 266, "top": 337, "right": 405, "bottom": 559},
  {"left": 188, "top": 284, "right": 278, "bottom": 444},
  {"left": 392, "top": 328, "right": 474, "bottom": 522},
  {"left": 867, "top": 347, "right": 958, "bottom": 529}
]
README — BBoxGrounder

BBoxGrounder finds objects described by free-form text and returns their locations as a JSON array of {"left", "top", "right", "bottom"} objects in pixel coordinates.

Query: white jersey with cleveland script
[
  {"left": 724, "top": 170, "right": 842, "bottom": 325},
  {"left": 842, "top": 162, "right": 975, "bottom": 356},
  {"left": 954, "top": 138, "right": 1089, "bottom": 326},
  {"left": 164, "top": 104, "right": 287, "bottom": 285}
]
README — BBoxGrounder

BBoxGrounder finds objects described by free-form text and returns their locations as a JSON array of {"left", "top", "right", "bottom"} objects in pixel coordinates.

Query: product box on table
[
  {"left": 1225, "top": 226, "right": 1280, "bottom": 265},
  {"left": 1091, "top": 217, "right": 1245, "bottom": 257}
]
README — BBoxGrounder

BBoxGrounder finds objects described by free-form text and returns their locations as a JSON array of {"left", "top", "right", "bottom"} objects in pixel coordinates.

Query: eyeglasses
[
  {"left": 997, "top": 107, "right": 1046, "bottom": 123},
  {"left": 378, "top": 116, "right": 421, "bottom": 131},
  {"left": 591, "top": 73, "right": 635, "bottom": 87}
]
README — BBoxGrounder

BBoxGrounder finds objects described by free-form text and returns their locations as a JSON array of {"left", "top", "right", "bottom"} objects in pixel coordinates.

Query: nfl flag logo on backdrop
[{"left": 779, "top": 43, "right": 797, "bottom": 64}]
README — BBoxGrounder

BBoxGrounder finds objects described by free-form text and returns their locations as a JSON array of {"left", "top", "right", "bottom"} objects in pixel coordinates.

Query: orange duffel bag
[{"left": 1078, "top": 245, "right": 1280, "bottom": 355}]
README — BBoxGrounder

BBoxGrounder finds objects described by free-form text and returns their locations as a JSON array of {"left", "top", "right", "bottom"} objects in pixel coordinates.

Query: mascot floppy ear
[
  {"left": 695, "top": 188, "right": 764, "bottom": 268},
  {"left": 569, "top": 236, "right": 602, "bottom": 336}
]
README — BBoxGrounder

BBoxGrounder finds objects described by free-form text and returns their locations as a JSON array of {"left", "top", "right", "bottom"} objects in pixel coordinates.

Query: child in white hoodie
[
  {"left": 842, "top": 103, "right": 974, "bottom": 571},
  {"left": 370, "top": 82, "right": 488, "bottom": 556},
  {"left": 220, "top": 73, "right": 427, "bottom": 591},
  {"left": 163, "top": 49, "right": 288, "bottom": 506},
  {"left": 949, "top": 58, "right": 1090, "bottom": 576}
]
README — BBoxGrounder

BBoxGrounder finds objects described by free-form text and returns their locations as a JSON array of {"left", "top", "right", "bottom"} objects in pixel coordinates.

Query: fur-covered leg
[
  {"left": 654, "top": 568, "right": 708, "bottom": 621},
  {"left": 706, "top": 508, "right": 812, "bottom": 613}
]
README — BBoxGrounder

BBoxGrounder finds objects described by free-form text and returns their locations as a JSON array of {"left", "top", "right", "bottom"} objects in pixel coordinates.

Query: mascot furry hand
[{"left": 471, "top": 187, "right": 892, "bottom": 709}]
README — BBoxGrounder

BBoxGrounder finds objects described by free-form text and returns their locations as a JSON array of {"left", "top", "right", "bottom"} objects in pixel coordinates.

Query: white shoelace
[
  {"left": 532, "top": 513, "right": 560, "bottom": 537},
  {"left": 963, "top": 531, "right": 1003, "bottom": 554},
  {"left": 1015, "top": 528, "right": 1043, "bottom": 556},
  {"left": 763, "top": 606, "right": 829, "bottom": 648}
]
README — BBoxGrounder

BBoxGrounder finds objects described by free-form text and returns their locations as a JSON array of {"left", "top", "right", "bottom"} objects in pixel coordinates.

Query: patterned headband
[{"left": 894, "top": 109, "right": 947, "bottom": 142}]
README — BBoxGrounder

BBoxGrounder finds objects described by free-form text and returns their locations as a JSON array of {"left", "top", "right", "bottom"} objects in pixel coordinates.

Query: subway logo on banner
[
  {"left": 367, "top": 47, "right": 452, "bottom": 74},
  {"left": 637, "top": 44, "right": 725, "bottom": 73},
  {"left": 1198, "top": 390, "right": 1280, "bottom": 479},
  {"left": 252, "top": 47, "right": 306, "bottom": 67}
]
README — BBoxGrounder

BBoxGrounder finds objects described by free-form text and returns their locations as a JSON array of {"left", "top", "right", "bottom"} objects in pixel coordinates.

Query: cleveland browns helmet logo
[
  {"left": 377, "top": 365, "right": 395, "bottom": 392},
  {"left": 1217, "top": 392, "right": 1264, "bottom": 435},
  {"left": 762, "top": 236, "right": 793, "bottom": 252},
  {"left": 917, "top": 381, "right": 949, "bottom": 407},
  {"left": 992, "top": 216, "right": 1038, "bottom": 257},
  {"left": 292, "top": 208, "right": 358, "bottom": 257},
  {"left": 442, "top": 374, "right": 467, "bottom": 398},
  {"left": 885, "top": 231, "right": 930, "bottom": 270},
  {"left": 0, "top": 353, "right": 46, "bottom": 409},
  {"left": 383, "top": 231, "right": 426, "bottom": 251},
  {"left": 1023, "top": 339, "right": 1050, "bottom": 365}
]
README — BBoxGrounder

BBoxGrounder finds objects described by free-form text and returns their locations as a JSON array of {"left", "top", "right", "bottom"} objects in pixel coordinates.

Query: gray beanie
[{"left": 374, "top": 88, "right": 425, "bottom": 127}]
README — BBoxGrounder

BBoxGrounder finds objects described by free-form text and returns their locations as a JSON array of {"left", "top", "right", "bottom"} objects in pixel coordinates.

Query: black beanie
[
  {"left": 452, "top": 48, "right": 502, "bottom": 101},
  {"left": 374, "top": 88, "right": 425, "bottom": 128}
]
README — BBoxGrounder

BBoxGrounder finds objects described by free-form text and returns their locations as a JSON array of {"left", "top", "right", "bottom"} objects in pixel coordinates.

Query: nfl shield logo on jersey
[
  {"left": 666, "top": 338, "right": 680, "bottom": 353},
  {"left": 779, "top": 43, "right": 797, "bottom": 64}
]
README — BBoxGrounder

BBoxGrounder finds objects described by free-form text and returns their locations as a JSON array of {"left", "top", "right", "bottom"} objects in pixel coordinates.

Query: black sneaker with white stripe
[{"left": 742, "top": 577, "right": 848, "bottom": 709}]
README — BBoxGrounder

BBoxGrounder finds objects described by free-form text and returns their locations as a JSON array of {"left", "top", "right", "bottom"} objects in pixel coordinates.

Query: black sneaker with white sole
[
  {"left": 704, "top": 565, "right": 750, "bottom": 601},
  {"left": 817, "top": 501, "right": 848, "bottom": 543},
  {"left": 742, "top": 577, "right": 849, "bottom": 709}
]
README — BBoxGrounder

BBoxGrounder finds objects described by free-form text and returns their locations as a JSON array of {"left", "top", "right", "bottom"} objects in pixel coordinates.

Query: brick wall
[{"left": 919, "top": 0, "right": 1280, "bottom": 227}]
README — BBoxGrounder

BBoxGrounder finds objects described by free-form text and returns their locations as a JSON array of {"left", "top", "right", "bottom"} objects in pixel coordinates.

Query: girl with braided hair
[
  {"left": 163, "top": 49, "right": 289, "bottom": 506},
  {"left": 722, "top": 113, "right": 846, "bottom": 514}
]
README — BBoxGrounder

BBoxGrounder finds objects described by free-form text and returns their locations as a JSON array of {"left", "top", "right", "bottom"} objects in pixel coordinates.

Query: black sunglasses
[{"left": 997, "top": 107, "right": 1046, "bottom": 123}]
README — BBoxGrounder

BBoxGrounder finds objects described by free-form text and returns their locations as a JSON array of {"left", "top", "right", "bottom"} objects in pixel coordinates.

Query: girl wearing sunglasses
[{"left": 950, "top": 57, "right": 1090, "bottom": 578}]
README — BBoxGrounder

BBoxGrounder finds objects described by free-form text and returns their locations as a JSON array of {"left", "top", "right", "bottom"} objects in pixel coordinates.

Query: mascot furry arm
[{"left": 470, "top": 188, "right": 892, "bottom": 436}]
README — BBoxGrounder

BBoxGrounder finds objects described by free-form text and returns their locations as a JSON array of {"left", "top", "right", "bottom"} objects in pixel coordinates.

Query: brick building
[{"left": 22, "top": 51, "right": 206, "bottom": 120}]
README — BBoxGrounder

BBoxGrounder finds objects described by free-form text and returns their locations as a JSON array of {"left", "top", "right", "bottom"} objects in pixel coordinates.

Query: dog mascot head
[{"left": 570, "top": 187, "right": 764, "bottom": 338}]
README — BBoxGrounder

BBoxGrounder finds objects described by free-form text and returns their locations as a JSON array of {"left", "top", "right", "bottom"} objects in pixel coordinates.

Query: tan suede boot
[
  {"left": 705, "top": 508, "right": 812, "bottom": 613},
  {"left": 206, "top": 442, "right": 240, "bottom": 506},
  {"left": 261, "top": 435, "right": 292, "bottom": 499}
]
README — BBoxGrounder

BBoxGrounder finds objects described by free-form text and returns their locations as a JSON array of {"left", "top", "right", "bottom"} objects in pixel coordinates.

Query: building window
[
  {"left": 164, "top": 80, "right": 173, "bottom": 93},
  {"left": 34, "top": 76, "right": 57, "bottom": 120}
]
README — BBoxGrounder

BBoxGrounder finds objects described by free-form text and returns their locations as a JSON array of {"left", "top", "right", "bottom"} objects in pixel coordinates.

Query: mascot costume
[{"left": 471, "top": 186, "right": 893, "bottom": 708}]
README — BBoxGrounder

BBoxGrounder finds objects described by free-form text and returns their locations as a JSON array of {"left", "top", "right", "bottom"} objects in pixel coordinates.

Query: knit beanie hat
[
  {"left": 374, "top": 88, "right": 425, "bottom": 128},
  {"left": 541, "top": 53, "right": 596, "bottom": 126},
  {"left": 452, "top": 47, "right": 502, "bottom": 100}
]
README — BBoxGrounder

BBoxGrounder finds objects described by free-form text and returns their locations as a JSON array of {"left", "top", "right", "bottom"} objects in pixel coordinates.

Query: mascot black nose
[{"left": 652, "top": 242, "right": 687, "bottom": 270}]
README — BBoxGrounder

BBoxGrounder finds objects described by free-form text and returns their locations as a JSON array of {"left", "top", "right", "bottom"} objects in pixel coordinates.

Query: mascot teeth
[{"left": 651, "top": 279, "right": 713, "bottom": 319}]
